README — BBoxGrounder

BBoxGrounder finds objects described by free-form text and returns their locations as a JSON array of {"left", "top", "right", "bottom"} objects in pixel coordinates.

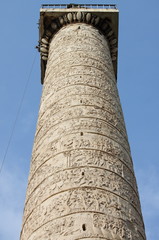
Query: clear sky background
[{"left": 0, "top": 0, "right": 158, "bottom": 239}]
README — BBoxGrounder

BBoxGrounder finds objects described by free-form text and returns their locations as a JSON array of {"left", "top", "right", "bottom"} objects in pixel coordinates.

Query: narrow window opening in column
[{"left": 82, "top": 224, "right": 86, "bottom": 231}]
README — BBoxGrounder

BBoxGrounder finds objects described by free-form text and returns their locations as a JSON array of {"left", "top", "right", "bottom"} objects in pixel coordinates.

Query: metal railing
[{"left": 41, "top": 4, "right": 117, "bottom": 9}]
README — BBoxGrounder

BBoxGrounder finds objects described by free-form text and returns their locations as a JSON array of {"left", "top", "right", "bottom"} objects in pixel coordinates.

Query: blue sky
[{"left": 0, "top": 0, "right": 159, "bottom": 239}]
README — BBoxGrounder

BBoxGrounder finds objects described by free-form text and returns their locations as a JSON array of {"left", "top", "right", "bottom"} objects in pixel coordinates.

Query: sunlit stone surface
[{"left": 20, "top": 9, "right": 146, "bottom": 240}]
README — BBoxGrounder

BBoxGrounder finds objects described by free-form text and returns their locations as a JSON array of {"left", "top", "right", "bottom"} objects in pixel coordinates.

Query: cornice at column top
[{"left": 39, "top": 8, "right": 119, "bottom": 84}]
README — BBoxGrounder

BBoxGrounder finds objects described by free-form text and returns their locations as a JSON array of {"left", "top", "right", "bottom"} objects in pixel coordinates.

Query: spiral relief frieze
[{"left": 20, "top": 13, "right": 146, "bottom": 240}]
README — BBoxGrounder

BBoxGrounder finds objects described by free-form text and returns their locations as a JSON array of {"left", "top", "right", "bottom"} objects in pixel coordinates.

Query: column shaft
[{"left": 20, "top": 23, "right": 146, "bottom": 240}]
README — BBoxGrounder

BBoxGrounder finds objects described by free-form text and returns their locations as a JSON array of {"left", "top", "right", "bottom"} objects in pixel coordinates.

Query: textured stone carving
[
  {"left": 39, "top": 12, "right": 118, "bottom": 82},
  {"left": 20, "top": 21, "right": 146, "bottom": 240}
]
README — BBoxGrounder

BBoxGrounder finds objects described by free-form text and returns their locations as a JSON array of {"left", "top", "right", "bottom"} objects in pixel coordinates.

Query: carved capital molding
[{"left": 39, "top": 12, "right": 118, "bottom": 84}]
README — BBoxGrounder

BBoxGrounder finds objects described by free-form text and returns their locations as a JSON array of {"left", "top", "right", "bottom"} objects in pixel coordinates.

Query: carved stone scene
[{"left": 20, "top": 4, "right": 146, "bottom": 240}]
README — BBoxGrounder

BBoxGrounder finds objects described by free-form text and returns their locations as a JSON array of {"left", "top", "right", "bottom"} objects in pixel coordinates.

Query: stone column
[{"left": 20, "top": 11, "right": 146, "bottom": 240}]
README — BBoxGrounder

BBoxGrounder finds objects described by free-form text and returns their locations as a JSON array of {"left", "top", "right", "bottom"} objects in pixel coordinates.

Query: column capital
[{"left": 39, "top": 6, "right": 119, "bottom": 84}]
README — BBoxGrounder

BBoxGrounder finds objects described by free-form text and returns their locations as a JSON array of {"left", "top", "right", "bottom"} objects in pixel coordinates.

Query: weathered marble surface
[
  {"left": 39, "top": 11, "right": 118, "bottom": 81},
  {"left": 20, "top": 23, "right": 146, "bottom": 240}
]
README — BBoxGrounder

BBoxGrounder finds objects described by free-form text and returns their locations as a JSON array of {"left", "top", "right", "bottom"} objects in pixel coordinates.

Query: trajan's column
[{"left": 20, "top": 4, "right": 146, "bottom": 240}]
